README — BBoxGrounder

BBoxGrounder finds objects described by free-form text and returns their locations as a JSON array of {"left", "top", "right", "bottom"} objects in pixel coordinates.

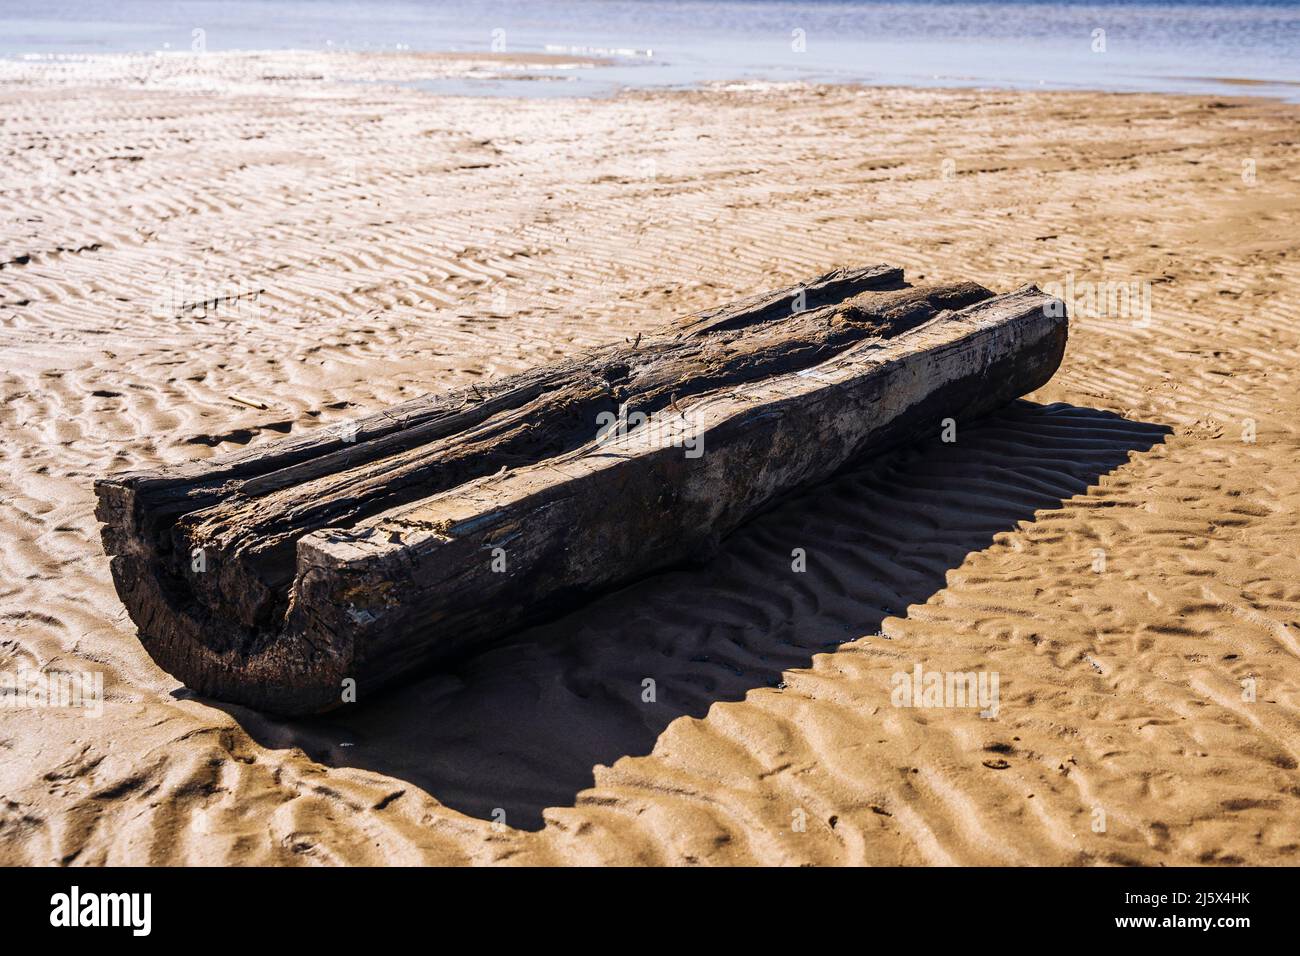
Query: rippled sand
[{"left": 2, "top": 51, "right": 1298, "bottom": 865}]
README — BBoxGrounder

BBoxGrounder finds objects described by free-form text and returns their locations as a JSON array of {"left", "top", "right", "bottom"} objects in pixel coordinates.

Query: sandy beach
[{"left": 2, "top": 49, "right": 1299, "bottom": 865}]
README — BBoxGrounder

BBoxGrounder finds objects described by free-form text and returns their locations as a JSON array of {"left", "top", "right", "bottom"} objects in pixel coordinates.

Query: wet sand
[{"left": 2, "top": 51, "right": 1298, "bottom": 865}]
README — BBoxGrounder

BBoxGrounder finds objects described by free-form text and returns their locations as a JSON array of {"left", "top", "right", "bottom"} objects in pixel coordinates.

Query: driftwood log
[{"left": 96, "top": 265, "right": 1067, "bottom": 715}]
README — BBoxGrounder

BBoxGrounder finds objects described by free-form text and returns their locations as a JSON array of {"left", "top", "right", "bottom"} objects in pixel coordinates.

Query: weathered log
[{"left": 96, "top": 265, "right": 1067, "bottom": 714}]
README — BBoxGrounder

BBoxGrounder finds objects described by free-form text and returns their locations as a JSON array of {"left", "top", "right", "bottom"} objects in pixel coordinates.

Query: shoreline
[{"left": 2, "top": 46, "right": 1298, "bottom": 103}]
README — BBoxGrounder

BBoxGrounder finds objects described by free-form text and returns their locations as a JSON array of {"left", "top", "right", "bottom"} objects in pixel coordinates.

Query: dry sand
[{"left": 2, "top": 51, "right": 1298, "bottom": 865}]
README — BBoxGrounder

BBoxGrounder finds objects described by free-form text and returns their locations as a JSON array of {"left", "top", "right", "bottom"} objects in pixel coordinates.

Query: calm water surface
[{"left": 2, "top": 1, "right": 1297, "bottom": 99}]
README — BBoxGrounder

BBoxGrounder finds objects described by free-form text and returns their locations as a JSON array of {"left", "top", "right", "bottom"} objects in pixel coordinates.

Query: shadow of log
[{"left": 205, "top": 400, "right": 1170, "bottom": 830}]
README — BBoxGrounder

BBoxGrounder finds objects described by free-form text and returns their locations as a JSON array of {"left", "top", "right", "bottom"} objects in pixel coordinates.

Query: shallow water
[{"left": 4, "top": 1, "right": 1298, "bottom": 100}]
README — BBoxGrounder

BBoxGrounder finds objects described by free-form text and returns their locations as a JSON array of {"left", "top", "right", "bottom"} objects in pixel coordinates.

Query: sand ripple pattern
[{"left": 1, "top": 53, "right": 1298, "bottom": 864}]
